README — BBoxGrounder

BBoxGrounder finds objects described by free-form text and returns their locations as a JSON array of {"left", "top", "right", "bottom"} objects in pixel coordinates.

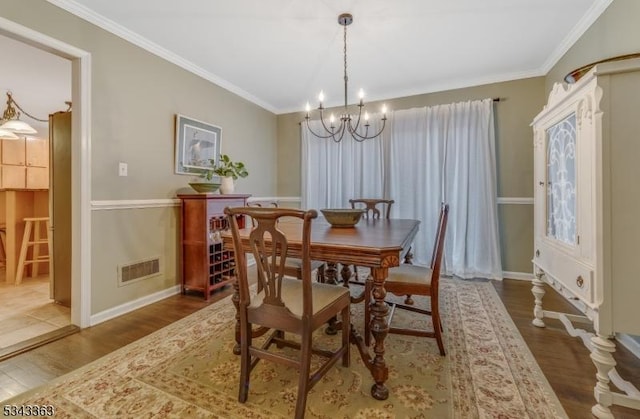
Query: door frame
[{"left": 0, "top": 17, "right": 92, "bottom": 327}]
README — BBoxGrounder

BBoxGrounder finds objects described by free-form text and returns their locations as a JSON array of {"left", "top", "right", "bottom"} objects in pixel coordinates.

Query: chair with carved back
[
  {"left": 347, "top": 199, "right": 395, "bottom": 285},
  {"left": 364, "top": 202, "right": 449, "bottom": 355},
  {"left": 247, "top": 201, "right": 325, "bottom": 282},
  {"left": 225, "top": 206, "right": 351, "bottom": 419}
]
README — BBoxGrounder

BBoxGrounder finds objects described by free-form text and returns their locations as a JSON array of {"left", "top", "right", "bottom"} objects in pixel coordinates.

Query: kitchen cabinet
[{"left": 0, "top": 138, "right": 49, "bottom": 189}]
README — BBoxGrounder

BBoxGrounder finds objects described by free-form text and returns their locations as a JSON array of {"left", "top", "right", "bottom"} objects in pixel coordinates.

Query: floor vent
[{"left": 118, "top": 257, "right": 161, "bottom": 286}]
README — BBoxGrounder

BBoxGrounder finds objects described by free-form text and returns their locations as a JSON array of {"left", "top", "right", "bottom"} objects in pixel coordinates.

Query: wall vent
[{"left": 118, "top": 256, "right": 162, "bottom": 286}]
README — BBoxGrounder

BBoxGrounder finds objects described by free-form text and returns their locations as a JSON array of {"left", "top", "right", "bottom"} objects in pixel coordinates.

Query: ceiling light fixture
[
  {"left": 304, "top": 13, "right": 387, "bottom": 143},
  {"left": 0, "top": 91, "right": 42, "bottom": 136},
  {"left": 0, "top": 128, "right": 19, "bottom": 140}
]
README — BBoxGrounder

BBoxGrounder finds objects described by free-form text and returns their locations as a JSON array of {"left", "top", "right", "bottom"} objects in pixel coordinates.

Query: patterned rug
[{"left": 5, "top": 278, "right": 567, "bottom": 418}]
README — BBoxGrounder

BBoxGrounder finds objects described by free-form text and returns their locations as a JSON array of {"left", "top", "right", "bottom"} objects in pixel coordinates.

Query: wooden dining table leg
[{"left": 369, "top": 265, "right": 390, "bottom": 400}]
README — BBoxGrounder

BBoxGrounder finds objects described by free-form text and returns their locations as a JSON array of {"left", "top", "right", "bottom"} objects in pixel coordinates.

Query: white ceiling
[
  {"left": 4, "top": 0, "right": 611, "bottom": 124},
  {"left": 49, "top": 0, "right": 609, "bottom": 114},
  {"left": 0, "top": 34, "right": 71, "bottom": 139}
]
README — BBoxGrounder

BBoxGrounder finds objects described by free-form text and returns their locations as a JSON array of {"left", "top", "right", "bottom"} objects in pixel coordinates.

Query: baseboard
[
  {"left": 502, "top": 271, "right": 534, "bottom": 281},
  {"left": 616, "top": 333, "right": 640, "bottom": 360},
  {"left": 90, "top": 285, "right": 181, "bottom": 326}
]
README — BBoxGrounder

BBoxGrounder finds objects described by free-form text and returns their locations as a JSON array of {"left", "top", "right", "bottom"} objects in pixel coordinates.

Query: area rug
[{"left": 5, "top": 278, "right": 567, "bottom": 418}]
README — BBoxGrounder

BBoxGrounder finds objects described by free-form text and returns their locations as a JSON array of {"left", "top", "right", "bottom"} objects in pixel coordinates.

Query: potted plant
[{"left": 212, "top": 154, "right": 249, "bottom": 194}]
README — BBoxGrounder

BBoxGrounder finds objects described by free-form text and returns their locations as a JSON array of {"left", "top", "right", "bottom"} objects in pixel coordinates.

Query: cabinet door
[
  {"left": 1, "top": 165, "right": 26, "bottom": 188},
  {"left": 26, "top": 138, "right": 49, "bottom": 167},
  {"left": 1, "top": 138, "right": 26, "bottom": 165},
  {"left": 26, "top": 167, "right": 49, "bottom": 189},
  {"left": 545, "top": 112, "right": 577, "bottom": 246}
]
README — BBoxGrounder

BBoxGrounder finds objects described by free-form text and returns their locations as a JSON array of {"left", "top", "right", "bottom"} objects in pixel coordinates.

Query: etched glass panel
[{"left": 546, "top": 113, "right": 577, "bottom": 245}]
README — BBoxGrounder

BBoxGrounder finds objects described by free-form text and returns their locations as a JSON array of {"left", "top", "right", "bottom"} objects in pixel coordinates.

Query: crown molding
[
  {"left": 540, "top": 0, "right": 613, "bottom": 74},
  {"left": 47, "top": 0, "right": 612, "bottom": 116},
  {"left": 46, "top": 0, "right": 277, "bottom": 113}
]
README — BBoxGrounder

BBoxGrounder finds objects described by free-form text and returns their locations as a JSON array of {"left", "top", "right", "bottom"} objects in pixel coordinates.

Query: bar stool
[{"left": 15, "top": 217, "right": 51, "bottom": 284}]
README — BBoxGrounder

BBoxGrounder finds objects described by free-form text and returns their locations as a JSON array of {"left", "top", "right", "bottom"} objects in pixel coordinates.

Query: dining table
[{"left": 221, "top": 215, "right": 420, "bottom": 400}]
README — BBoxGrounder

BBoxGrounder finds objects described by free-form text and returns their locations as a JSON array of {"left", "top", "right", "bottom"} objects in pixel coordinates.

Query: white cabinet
[{"left": 531, "top": 58, "right": 640, "bottom": 418}]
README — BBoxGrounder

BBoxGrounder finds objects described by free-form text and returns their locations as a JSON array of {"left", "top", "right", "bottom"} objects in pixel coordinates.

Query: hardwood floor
[
  {"left": 1, "top": 278, "right": 639, "bottom": 418},
  {"left": 494, "top": 279, "right": 640, "bottom": 419}
]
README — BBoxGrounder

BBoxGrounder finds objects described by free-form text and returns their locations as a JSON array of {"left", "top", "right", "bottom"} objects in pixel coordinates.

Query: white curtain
[
  {"left": 301, "top": 99, "right": 502, "bottom": 280},
  {"left": 388, "top": 99, "right": 502, "bottom": 279},
  {"left": 301, "top": 117, "right": 387, "bottom": 210}
]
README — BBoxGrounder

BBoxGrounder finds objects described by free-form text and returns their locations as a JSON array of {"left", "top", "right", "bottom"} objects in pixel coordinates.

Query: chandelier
[
  {"left": 0, "top": 91, "right": 41, "bottom": 139},
  {"left": 304, "top": 13, "right": 387, "bottom": 143}
]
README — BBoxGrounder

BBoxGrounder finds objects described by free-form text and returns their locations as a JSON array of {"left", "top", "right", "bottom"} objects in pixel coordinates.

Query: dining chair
[
  {"left": 225, "top": 206, "right": 351, "bottom": 419},
  {"left": 247, "top": 201, "right": 325, "bottom": 282},
  {"left": 364, "top": 202, "right": 449, "bottom": 355},
  {"left": 348, "top": 198, "right": 395, "bottom": 286}
]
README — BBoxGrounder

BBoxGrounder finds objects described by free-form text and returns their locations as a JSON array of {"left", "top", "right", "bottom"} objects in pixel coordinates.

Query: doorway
[
  {"left": 0, "top": 34, "right": 72, "bottom": 356},
  {"left": 0, "top": 16, "right": 92, "bottom": 355}
]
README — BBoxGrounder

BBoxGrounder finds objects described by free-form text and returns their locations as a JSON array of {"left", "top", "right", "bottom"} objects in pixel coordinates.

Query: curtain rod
[{"left": 298, "top": 97, "right": 503, "bottom": 124}]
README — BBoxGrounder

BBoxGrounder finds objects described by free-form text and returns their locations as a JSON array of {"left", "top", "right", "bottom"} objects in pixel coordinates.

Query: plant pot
[
  {"left": 219, "top": 176, "right": 235, "bottom": 194},
  {"left": 189, "top": 182, "right": 221, "bottom": 193}
]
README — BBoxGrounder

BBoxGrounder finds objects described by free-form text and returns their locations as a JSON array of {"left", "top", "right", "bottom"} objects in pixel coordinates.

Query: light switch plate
[{"left": 119, "top": 162, "right": 128, "bottom": 176}]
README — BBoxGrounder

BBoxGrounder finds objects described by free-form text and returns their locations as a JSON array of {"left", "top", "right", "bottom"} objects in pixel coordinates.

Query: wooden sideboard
[{"left": 177, "top": 193, "right": 250, "bottom": 300}]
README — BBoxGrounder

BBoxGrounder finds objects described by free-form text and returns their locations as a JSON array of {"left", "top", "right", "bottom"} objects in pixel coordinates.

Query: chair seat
[
  {"left": 250, "top": 278, "right": 350, "bottom": 318},
  {"left": 277, "top": 257, "right": 325, "bottom": 271},
  {"left": 363, "top": 203, "right": 449, "bottom": 356},
  {"left": 387, "top": 264, "right": 433, "bottom": 287}
]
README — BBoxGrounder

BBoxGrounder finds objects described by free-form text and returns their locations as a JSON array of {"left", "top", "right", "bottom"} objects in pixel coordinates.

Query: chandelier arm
[
  {"left": 346, "top": 103, "right": 365, "bottom": 134},
  {"left": 317, "top": 109, "right": 346, "bottom": 137},
  {"left": 332, "top": 122, "right": 348, "bottom": 143},
  {"left": 350, "top": 117, "right": 387, "bottom": 141},
  {"left": 305, "top": 118, "right": 341, "bottom": 139}
]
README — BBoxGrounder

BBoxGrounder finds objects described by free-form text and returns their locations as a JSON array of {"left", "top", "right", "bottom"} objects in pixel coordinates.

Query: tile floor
[{"left": 0, "top": 273, "right": 71, "bottom": 349}]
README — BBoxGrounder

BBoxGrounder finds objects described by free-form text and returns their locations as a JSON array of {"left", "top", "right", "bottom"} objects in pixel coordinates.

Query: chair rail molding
[
  {"left": 497, "top": 197, "right": 534, "bottom": 205},
  {"left": 91, "top": 197, "right": 304, "bottom": 211},
  {"left": 91, "top": 199, "right": 180, "bottom": 211}
]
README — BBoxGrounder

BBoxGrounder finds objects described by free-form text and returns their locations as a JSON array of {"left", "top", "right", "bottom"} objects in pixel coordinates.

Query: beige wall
[
  {"left": 277, "top": 78, "right": 545, "bottom": 274},
  {"left": 1, "top": 0, "right": 277, "bottom": 315},
  {"left": 546, "top": 0, "right": 640, "bottom": 91}
]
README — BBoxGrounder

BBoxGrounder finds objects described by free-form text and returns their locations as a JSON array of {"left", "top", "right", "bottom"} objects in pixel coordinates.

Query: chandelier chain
[
  {"left": 343, "top": 23, "right": 348, "bottom": 108},
  {"left": 3, "top": 92, "right": 48, "bottom": 123}
]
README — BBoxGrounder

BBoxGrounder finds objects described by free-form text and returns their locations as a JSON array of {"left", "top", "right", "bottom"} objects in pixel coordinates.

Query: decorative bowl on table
[
  {"left": 320, "top": 208, "right": 365, "bottom": 228},
  {"left": 188, "top": 182, "right": 221, "bottom": 193}
]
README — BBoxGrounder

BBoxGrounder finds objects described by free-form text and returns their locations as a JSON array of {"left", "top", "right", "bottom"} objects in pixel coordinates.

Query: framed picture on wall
[{"left": 174, "top": 114, "right": 222, "bottom": 175}]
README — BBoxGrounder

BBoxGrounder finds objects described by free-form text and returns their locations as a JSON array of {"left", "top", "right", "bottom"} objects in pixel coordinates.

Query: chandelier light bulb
[
  {"left": 318, "top": 91, "right": 325, "bottom": 103},
  {"left": 364, "top": 111, "right": 369, "bottom": 121},
  {"left": 330, "top": 113, "right": 335, "bottom": 124},
  {"left": 358, "top": 89, "right": 364, "bottom": 99},
  {"left": 382, "top": 104, "right": 387, "bottom": 115},
  {"left": 305, "top": 102, "right": 311, "bottom": 113}
]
